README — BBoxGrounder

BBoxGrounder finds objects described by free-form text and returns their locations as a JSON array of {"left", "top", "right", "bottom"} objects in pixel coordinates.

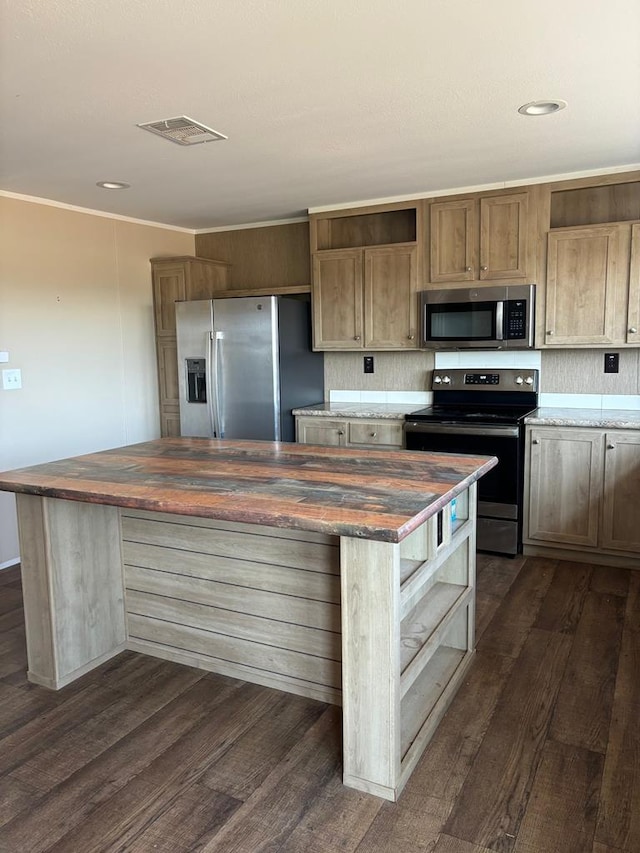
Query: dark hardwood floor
[{"left": 0, "top": 555, "right": 638, "bottom": 852}]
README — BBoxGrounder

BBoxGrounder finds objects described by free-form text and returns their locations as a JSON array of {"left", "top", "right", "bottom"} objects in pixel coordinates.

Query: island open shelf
[{"left": 0, "top": 438, "right": 494, "bottom": 802}]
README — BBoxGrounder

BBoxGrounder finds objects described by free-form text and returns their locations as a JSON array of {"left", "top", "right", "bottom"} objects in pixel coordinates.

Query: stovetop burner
[{"left": 409, "top": 404, "right": 537, "bottom": 426}]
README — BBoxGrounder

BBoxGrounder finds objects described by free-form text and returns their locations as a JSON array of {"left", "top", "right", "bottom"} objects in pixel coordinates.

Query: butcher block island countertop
[{"left": 1, "top": 438, "right": 496, "bottom": 802}]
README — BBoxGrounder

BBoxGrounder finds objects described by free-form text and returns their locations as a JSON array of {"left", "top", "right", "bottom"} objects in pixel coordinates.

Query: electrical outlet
[
  {"left": 604, "top": 353, "right": 619, "bottom": 374},
  {"left": 2, "top": 368, "right": 22, "bottom": 390},
  {"left": 363, "top": 356, "right": 374, "bottom": 374}
]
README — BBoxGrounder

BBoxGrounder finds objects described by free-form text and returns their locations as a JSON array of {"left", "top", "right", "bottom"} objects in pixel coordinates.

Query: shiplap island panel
[{"left": 0, "top": 438, "right": 496, "bottom": 801}]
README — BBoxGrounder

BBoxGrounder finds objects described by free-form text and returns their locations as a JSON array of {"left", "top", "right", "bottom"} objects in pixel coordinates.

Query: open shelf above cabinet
[
  {"left": 550, "top": 178, "right": 640, "bottom": 228},
  {"left": 311, "top": 206, "right": 418, "bottom": 251}
]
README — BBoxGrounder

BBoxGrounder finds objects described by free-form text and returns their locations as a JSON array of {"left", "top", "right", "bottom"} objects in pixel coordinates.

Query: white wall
[{"left": 0, "top": 196, "right": 194, "bottom": 567}]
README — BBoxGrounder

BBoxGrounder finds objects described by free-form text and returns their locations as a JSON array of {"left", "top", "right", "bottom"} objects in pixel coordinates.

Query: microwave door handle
[{"left": 495, "top": 301, "right": 504, "bottom": 341}]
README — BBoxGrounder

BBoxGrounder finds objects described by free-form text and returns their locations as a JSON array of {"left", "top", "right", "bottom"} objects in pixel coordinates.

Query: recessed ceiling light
[
  {"left": 96, "top": 181, "right": 130, "bottom": 190},
  {"left": 518, "top": 100, "right": 567, "bottom": 116}
]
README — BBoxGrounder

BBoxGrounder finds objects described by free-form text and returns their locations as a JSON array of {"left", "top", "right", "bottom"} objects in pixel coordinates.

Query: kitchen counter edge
[{"left": 525, "top": 407, "right": 640, "bottom": 429}]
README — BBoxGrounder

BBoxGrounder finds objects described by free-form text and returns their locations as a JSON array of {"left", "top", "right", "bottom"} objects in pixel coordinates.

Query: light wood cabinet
[
  {"left": 539, "top": 174, "right": 640, "bottom": 349},
  {"left": 525, "top": 427, "right": 603, "bottom": 548},
  {"left": 429, "top": 191, "right": 532, "bottom": 283},
  {"left": 544, "top": 224, "right": 630, "bottom": 346},
  {"left": 600, "top": 430, "right": 640, "bottom": 552},
  {"left": 151, "top": 256, "right": 230, "bottom": 437},
  {"left": 312, "top": 250, "right": 363, "bottom": 349},
  {"left": 295, "top": 418, "right": 348, "bottom": 447},
  {"left": 524, "top": 425, "right": 640, "bottom": 561},
  {"left": 626, "top": 223, "right": 640, "bottom": 344},
  {"left": 310, "top": 203, "right": 420, "bottom": 351},
  {"left": 296, "top": 416, "right": 403, "bottom": 449},
  {"left": 312, "top": 245, "right": 418, "bottom": 350}
]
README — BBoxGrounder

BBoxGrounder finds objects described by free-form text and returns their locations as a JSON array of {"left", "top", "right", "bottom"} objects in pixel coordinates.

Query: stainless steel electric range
[{"left": 404, "top": 368, "right": 539, "bottom": 556}]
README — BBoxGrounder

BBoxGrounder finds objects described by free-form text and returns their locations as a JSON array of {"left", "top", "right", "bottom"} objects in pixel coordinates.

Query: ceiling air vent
[{"left": 137, "top": 116, "right": 228, "bottom": 146}]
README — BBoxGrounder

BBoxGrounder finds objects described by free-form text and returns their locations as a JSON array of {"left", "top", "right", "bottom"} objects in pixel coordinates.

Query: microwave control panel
[{"left": 505, "top": 300, "right": 527, "bottom": 339}]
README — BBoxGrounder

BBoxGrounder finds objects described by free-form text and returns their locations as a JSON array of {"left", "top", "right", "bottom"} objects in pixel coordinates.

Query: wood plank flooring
[{"left": 0, "top": 555, "right": 638, "bottom": 852}]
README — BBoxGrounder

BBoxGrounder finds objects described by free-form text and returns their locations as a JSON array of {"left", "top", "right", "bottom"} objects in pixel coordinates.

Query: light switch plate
[
  {"left": 2, "top": 368, "right": 22, "bottom": 390},
  {"left": 0, "top": 352, "right": 8, "bottom": 363}
]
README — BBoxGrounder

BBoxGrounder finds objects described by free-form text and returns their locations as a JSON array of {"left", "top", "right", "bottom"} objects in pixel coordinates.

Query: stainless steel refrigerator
[{"left": 175, "top": 295, "right": 324, "bottom": 441}]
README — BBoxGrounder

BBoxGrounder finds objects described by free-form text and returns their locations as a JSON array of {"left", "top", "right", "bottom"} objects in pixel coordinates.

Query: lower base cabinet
[
  {"left": 524, "top": 425, "right": 640, "bottom": 560},
  {"left": 295, "top": 415, "right": 403, "bottom": 449}
]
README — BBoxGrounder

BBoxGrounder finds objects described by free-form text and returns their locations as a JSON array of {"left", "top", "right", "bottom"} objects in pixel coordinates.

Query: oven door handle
[{"left": 405, "top": 422, "right": 520, "bottom": 438}]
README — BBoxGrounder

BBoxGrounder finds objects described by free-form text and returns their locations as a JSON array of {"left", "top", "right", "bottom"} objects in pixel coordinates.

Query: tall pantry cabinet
[{"left": 151, "top": 256, "right": 230, "bottom": 437}]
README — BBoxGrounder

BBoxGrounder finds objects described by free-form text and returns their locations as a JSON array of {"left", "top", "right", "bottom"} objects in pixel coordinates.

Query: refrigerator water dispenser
[{"left": 186, "top": 358, "right": 207, "bottom": 403}]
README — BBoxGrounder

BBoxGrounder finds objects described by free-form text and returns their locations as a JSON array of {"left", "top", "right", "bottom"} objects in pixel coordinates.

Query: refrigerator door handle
[
  {"left": 209, "top": 330, "right": 225, "bottom": 438},
  {"left": 206, "top": 331, "right": 218, "bottom": 437}
]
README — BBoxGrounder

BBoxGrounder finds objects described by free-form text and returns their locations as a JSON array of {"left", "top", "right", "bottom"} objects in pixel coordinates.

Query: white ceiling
[{"left": 1, "top": 0, "right": 639, "bottom": 231}]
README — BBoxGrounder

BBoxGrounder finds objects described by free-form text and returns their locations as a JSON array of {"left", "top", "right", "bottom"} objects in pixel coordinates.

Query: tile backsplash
[{"left": 325, "top": 348, "right": 640, "bottom": 410}]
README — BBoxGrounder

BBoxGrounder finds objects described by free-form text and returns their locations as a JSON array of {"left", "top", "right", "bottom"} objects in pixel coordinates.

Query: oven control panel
[
  {"left": 464, "top": 373, "right": 499, "bottom": 385},
  {"left": 431, "top": 369, "right": 539, "bottom": 391}
]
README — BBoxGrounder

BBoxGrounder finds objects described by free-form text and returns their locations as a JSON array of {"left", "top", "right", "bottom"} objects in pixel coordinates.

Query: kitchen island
[{"left": 0, "top": 438, "right": 496, "bottom": 801}]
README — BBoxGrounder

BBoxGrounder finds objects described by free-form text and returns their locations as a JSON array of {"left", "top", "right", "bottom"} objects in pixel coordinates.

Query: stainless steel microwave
[{"left": 421, "top": 284, "right": 536, "bottom": 349}]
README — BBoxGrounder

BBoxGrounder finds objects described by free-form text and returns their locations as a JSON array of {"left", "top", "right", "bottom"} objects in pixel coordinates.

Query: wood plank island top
[{"left": 0, "top": 438, "right": 497, "bottom": 542}]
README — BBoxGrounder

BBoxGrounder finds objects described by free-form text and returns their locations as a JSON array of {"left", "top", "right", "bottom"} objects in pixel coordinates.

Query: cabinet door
[
  {"left": 160, "top": 410, "right": 181, "bottom": 438},
  {"left": 626, "top": 223, "right": 640, "bottom": 344},
  {"left": 479, "top": 192, "right": 528, "bottom": 280},
  {"left": 429, "top": 199, "right": 475, "bottom": 282},
  {"left": 152, "top": 264, "right": 186, "bottom": 336},
  {"left": 156, "top": 338, "right": 179, "bottom": 408},
  {"left": 296, "top": 417, "right": 347, "bottom": 446},
  {"left": 363, "top": 246, "right": 418, "bottom": 349},
  {"left": 312, "top": 250, "right": 363, "bottom": 349},
  {"left": 526, "top": 427, "right": 603, "bottom": 548},
  {"left": 601, "top": 431, "right": 640, "bottom": 552},
  {"left": 545, "top": 225, "right": 624, "bottom": 345}
]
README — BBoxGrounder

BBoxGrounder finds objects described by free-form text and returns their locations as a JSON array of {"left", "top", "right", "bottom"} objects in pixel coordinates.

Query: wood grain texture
[
  {"left": 534, "top": 560, "right": 592, "bottom": 633},
  {"left": 2, "top": 556, "right": 639, "bottom": 852},
  {"left": 0, "top": 677, "right": 242, "bottom": 852},
  {"left": 43, "top": 683, "right": 280, "bottom": 853},
  {"left": 513, "top": 740, "right": 603, "bottom": 853},
  {"left": 476, "top": 557, "right": 557, "bottom": 658},
  {"left": 549, "top": 590, "right": 624, "bottom": 753},
  {"left": 595, "top": 572, "right": 640, "bottom": 851},
  {"left": 0, "top": 438, "right": 496, "bottom": 542},
  {"left": 195, "top": 222, "right": 311, "bottom": 289},
  {"left": 443, "top": 628, "right": 572, "bottom": 850}
]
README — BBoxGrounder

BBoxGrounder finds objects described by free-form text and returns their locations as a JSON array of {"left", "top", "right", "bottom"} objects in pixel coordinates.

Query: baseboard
[
  {"left": 0, "top": 559, "right": 20, "bottom": 571},
  {"left": 523, "top": 543, "right": 640, "bottom": 570}
]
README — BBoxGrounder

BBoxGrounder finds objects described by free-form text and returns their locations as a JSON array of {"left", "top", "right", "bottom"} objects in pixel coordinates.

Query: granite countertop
[
  {"left": 525, "top": 408, "right": 640, "bottom": 429},
  {"left": 292, "top": 402, "right": 423, "bottom": 419},
  {"left": 0, "top": 438, "right": 496, "bottom": 543}
]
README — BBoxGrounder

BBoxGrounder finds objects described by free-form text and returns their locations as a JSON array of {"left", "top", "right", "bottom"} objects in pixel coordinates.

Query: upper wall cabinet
[
  {"left": 151, "top": 257, "right": 230, "bottom": 336},
  {"left": 541, "top": 175, "right": 640, "bottom": 348},
  {"left": 310, "top": 205, "right": 421, "bottom": 350},
  {"left": 428, "top": 190, "right": 535, "bottom": 284}
]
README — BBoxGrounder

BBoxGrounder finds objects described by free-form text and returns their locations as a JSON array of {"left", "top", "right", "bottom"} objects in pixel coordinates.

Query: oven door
[{"left": 404, "top": 422, "right": 523, "bottom": 554}]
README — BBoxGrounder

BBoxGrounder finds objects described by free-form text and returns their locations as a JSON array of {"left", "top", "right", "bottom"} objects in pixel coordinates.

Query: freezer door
[
  {"left": 176, "top": 300, "right": 214, "bottom": 437},
  {"left": 212, "top": 296, "right": 279, "bottom": 440}
]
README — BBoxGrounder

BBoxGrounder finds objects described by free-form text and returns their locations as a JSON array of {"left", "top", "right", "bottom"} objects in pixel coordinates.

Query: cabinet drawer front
[{"left": 349, "top": 421, "right": 403, "bottom": 447}]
